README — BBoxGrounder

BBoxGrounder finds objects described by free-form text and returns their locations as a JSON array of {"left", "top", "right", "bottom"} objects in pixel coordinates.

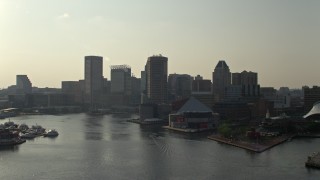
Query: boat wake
[{"left": 149, "top": 133, "right": 176, "bottom": 158}]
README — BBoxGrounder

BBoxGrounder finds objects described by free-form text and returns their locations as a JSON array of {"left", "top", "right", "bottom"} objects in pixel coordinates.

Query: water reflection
[
  {"left": 0, "top": 145, "right": 20, "bottom": 152},
  {"left": 83, "top": 115, "right": 104, "bottom": 141}
]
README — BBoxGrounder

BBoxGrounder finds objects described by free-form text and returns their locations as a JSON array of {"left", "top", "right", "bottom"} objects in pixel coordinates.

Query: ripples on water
[{"left": 0, "top": 114, "right": 320, "bottom": 180}]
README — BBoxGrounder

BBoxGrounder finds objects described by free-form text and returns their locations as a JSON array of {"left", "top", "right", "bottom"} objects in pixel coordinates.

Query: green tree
[{"left": 218, "top": 123, "right": 232, "bottom": 138}]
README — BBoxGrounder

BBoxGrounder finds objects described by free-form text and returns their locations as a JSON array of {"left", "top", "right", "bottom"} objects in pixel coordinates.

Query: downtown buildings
[{"left": 0, "top": 54, "right": 308, "bottom": 123}]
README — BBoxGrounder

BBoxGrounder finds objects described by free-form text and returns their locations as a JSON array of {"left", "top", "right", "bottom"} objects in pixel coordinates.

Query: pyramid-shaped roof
[
  {"left": 177, "top": 97, "right": 213, "bottom": 114},
  {"left": 215, "top": 60, "right": 229, "bottom": 69}
]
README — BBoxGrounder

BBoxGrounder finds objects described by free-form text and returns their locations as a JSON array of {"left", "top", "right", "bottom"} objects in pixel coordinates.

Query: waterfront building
[
  {"left": 168, "top": 97, "right": 217, "bottom": 131},
  {"left": 61, "top": 81, "right": 83, "bottom": 105},
  {"left": 84, "top": 56, "right": 103, "bottom": 107},
  {"left": 212, "top": 60, "right": 231, "bottom": 102},
  {"left": 16, "top": 75, "right": 32, "bottom": 94},
  {"left": 139, "top": 104, "right": 158, "bottom": 121},
  {"left": 145, "top": 55, "right": 168, "bottom": 104},
  {"left": 304, "top": 86, "right": 320, "bottom": 113},
  {"left": 25, "top": 93, "right": 75, "bottom": 108}
]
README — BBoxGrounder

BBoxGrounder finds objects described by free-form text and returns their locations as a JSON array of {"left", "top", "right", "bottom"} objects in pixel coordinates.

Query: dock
[
  {"left": 163, "top": 126, "right": 214, "bottom": 133},
  {"left": 127, "top": 119, "right": 167, "bottom": 125},
  {"left": 208, "top": 134, "right": 295, "bottom": 153},
  {"left": 306, "top": 152, "right": 320, "bottom": 169}
]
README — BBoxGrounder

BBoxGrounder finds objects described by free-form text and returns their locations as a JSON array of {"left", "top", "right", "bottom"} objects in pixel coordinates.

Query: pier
[
  {"left": 127, "top": 118, "right": 167, "bottom": 125},
  {"left": 163, "top": 126, "right": 214, "bottom": 133},
  {"left": 208, "top": 134, "right": 295, "bottom": 153}
]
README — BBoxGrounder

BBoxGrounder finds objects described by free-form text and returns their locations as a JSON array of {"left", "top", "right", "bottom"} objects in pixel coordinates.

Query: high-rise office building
[
  {"left": 232, "top": 71, "right": 260, "bottom": 97},
  {"left": 61, "top": 81, "right": 83, "bottom": 104},
  {"left": 16, "top": 75, "right": 32, "bottom": 94},
  {"left": 212, "top": 60, "right": 231, "bottom": 102},
  {"left": 140, "top": 70, "right": 146, "bottom": 93},
  {"left": 146, "top": 55, "right": 168, "bottom": 104},
  {"left": 192, "top": 75, "right": 212, "bottom": 93},
  {"left": 110, "top": 65, "right": 131, "bottom": 95},
  {"left": 168, "top": 73, "right": 192, "bottom": 101},
  {"left": 84, "top": 56, "right": 103, "bottom": 106}
]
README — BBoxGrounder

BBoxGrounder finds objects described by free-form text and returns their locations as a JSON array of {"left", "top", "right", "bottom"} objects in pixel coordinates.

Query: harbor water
[{"left": 1, "top": 113, "right": 320, "bottom": 180}]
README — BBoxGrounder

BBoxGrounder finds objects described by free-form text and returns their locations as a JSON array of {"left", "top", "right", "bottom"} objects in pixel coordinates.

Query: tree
[{"left": 218, "top": 123, "right": 232, "bottom": 138}]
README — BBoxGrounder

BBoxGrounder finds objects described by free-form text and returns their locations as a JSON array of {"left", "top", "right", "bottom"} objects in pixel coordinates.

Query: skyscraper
[
  {"left": 110, "top": 65, "right": 131, "bottom": 95},
  {"left": 212, "top": 60, "right": 231, "bottom": 102},
  {"left": 146, "top": 55, "right": 168, "bottom": 104},
  {"left": 168, "top": 73, "right": 192, "bottom": 101},
  {"left": 16, "top": 75, "right": 32, "bottom": 94},
  {"left": 84, "top": 56, "right": 103, "bottom": 106},
  {"left": 232, "top": 71, "right": 260, "bottom": 97}
]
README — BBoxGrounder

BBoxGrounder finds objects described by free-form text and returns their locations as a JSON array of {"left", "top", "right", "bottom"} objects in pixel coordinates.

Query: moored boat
[
  {"left": 0, "top": 129, "right": 26, "bottom": 146},
  {"left": 43, "top": 129, "right": 59, "bottom": 137}
]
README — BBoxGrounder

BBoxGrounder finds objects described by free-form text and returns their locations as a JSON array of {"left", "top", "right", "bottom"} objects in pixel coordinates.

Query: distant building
[
  {"left": 260, "top": 87, "right": 277, "bottom": 99},
  {"left": 84, "top": 56, "right": 103, "bottom": 107},
  {"left": 212, "top": 60, "right": 231, "bottom": 102},
  {"left": 168, "top": 74, "right": 192, "bottom": 101},
  {"left": 110, "top": 65, "right": 131, "bottom": 95},
  {"left": 304, "top": 86, "right": 320, "bottom": 113},
  {"left": 192, "top": 75, "right": 212, "bottom": 93},
  {"left": 191, "top": 92, "right": 215, "bottom": 109},
  {"left": 213, "top": 101, "right": 251, "bottom": 122},
  {"left": 61, "top": 81, "right": 83, "bottom": 104},
  {"left": 225, "top": 85, "right": 242, "bottom": 101},
  {"left": 25, "top": 93, "right": 75, "bottom": 107},
  {"left": 231, "top": 71, "right": 260, "bottom": 97},
  {"left": 146, "top": 55, "right": 168, "bottom": 104},
  {"left": 140, "top": 70, "right": 146, "bottom": 93},
  {"left": 261, "top": 87, "right": 290, "bottom": 109},
  {"left": 131, "top": 76, "right": 141, "bottom": 105},
  {"left": 191, "top": 75, "right": 214, "bottom": 108},
  {"left": 16, "top": 75, "right": 32, "bottom": 94}
]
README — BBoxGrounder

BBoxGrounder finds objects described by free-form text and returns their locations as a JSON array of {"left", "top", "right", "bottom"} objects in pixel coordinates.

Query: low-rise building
[{"left": 169, "top": 97, "right": 218, "bottom": 131}]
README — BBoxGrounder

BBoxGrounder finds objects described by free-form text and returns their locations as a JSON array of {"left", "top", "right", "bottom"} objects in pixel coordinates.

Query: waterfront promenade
[{"left": 208, "top": 134, "right": 295, "bottom": 153}]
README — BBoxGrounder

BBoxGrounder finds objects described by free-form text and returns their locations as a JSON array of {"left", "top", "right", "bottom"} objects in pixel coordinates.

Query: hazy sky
[{"left": 1, "top": 0, "right": 319, "bottom": 89}]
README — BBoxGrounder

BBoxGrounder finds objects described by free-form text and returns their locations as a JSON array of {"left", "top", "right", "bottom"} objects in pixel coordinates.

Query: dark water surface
[{"left": 1, "top": 114, "right": 320, "bottom": 180}]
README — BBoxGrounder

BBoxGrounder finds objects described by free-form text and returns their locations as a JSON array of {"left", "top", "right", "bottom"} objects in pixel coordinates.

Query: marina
[{"left": 0, "top": 119, "right": 59, "bottom": 146}]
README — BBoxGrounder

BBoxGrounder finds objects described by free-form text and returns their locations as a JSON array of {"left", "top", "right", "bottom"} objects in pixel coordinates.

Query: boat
[
  {"left": 0, "top": 129, "right": 26, "bottom": 146},
  {"left": 18, "top": 123, "right": 29, "bottom": 133},
  {"left": 20, "top": 132, "right": 37, "bottom": 139},
  {"left": 43, "top": 129, "right": 59, "bottom": 137},
  {"left": 30, "top": 124, "right": 46, "bottom": 135}
]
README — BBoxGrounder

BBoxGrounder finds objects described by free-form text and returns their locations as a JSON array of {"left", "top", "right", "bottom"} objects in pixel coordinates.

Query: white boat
[{"left": 43, "top": 129, "right": 59, "bottom": 137}]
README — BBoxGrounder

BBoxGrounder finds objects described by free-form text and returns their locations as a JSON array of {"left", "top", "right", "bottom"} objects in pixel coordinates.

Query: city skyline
[{"left": 1, "top": 0, "right": 319, "bottom": 89}]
